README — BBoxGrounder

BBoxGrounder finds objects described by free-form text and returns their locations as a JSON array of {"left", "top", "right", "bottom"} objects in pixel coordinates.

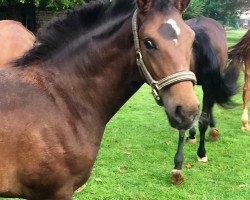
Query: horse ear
[
  {"left": 175, "top": 0, "right": 191, "bottom": 13},
  {"left": 136, "top": 0, "right": 153, "bottom": 14}
]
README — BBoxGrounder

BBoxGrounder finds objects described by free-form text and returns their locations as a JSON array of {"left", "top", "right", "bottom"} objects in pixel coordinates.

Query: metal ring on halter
[
  {"left": 131, "top": 9, "right": 197, "bottom": 105},
  {"left": 136, "top": 51, "right": 142, "bottom": 61}
]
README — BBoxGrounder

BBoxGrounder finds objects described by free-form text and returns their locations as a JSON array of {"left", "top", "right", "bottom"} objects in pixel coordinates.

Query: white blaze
[{"left": 166, "top": 19, "right": 181, "bottom": 36}]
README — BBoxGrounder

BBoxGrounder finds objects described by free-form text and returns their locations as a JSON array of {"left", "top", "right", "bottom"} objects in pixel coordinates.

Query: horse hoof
[
  {"left": 197, "top": 155, "right": 208, "bottom": 163},
  {"left": 209, "top": 128, "right": 219, "bottom": 141},
  {"left": 241, "top": 124, "right": 250, "bottom": 131},
  {"left": 241, "top": 127, "right": 250, "bottom": 131},
  {"left": 187, "top": 137, "right": 196, "bottom": 144},
  {"left": 186, "top": 137, "right": 196, "bottom": 144},
  {"left": 171, "top": 169, "right": 184, "bottom": 185}
]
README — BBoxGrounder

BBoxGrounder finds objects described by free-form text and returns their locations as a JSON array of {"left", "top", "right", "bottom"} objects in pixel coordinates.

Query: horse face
[{"left": 136, "top": 0, "right": 199, "bottom": 130}]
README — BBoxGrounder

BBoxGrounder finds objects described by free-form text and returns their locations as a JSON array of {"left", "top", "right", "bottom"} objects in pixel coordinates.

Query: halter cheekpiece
[{"left": 132, "top": 9, "right": 197, "bottom": 105}]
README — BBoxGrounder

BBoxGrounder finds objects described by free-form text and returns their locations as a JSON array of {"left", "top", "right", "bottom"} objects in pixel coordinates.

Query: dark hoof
[
  {"left": 171, "top": 169, "right": 184, "bottom": 185},
  {"left": 209, "top": 128, "right": 219, "bottom": 141}
]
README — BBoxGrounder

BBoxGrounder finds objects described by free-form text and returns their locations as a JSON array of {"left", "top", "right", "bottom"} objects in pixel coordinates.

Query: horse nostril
[
  {"left": 175, "top": 105, "right": 183, "bottom": 118},
  {"left": 174, "top": 105, "right": 198, "bottom": 122}
]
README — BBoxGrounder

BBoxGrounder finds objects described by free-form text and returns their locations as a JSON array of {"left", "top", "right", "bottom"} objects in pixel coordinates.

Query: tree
[
  {"left": 183, "top": 0, "right": 205, "bottom": 19},
  {"left": 204, "top": 0, "right": 239, "bottom": 20},
  {"left": 184, "top": 0, "right": 250, "bottom": 23},
  {"left": 0, "top": 0, "right": 86, "bottom": 9}
]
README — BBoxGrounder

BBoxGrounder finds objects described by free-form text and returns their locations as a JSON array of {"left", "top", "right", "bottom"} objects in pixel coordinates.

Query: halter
[{"left": 132, "top": 10, "right": 197, "bottom": 105}]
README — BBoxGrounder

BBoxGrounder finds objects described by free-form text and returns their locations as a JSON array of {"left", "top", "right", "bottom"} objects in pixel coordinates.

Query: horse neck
[{"left": 49, "top": 17, "right": 143, "bottom": 125}]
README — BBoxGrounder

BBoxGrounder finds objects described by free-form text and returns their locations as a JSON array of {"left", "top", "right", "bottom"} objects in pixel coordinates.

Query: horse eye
[{"left": 144, "top": 38, "right": 156, "bottom": 50}]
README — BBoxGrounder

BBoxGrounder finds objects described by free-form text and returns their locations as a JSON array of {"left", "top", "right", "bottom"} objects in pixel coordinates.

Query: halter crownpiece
[{"left": 132, "top": 9, "right": 197, "bottom": 105}]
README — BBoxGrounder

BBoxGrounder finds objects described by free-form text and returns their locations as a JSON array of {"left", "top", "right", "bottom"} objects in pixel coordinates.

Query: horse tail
[
  {"left": 228, "top": 29, "right": 250, "bottom": 72},
  {"left": 228, "top": 49, "right": 244, "bottom": 70},
  {"left": 193, "top": 28, "right": 240, "bottom": 108}
]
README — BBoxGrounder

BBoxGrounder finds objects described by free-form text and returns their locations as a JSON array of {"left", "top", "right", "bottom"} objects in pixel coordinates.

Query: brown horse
[
  {"left": 229, "top": 30, "right": 250, "bottom": 130},
  {"left": 0, "top": 20, "right": 35, "bottom": 67},
  {"left": 0, "top": 0, "right": 199, "bottom": 199},
  {"left": 169, "top": 17, "right": 240, "bottom": 184}
]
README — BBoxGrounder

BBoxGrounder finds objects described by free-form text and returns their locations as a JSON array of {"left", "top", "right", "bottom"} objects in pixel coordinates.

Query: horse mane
[
  {"left": 14, "top": 0, "right": 136, "bottom": 67},
  {"left": 228, "top": 30, "right": 250, "bottom": 66},
  {"left": 13, "top": 0, "right": 175, "bottom": 67}
]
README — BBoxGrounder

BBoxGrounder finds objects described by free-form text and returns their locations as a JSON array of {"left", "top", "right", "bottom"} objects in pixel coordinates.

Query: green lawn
[
  {"left": 1, "top": 30, "right": 249, "bottom": 199},
  {"left": 75, "top": 90, "right": 249, "bottom": 200},
  {"left": 227, "top": 29, "right": 247, "bottom": 47}
]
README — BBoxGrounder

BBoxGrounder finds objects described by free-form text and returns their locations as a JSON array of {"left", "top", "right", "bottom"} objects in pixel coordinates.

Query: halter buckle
[{"left": 152, "top": 88, "right": 163, "bottom": 106}]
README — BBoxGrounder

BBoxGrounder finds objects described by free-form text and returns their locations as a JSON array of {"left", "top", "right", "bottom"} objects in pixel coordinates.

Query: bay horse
[
  {"left": 0, "top": 0, "right": 199, "bottom": 199},
  {"left": 228, "top": 30, "right": 250, "bottom": 130},
  {"left": 0, "top": 20, "right": 35, "bottom": 67},
  {"left": 170, "top": 16, "right": 240, "bottom": 184}
]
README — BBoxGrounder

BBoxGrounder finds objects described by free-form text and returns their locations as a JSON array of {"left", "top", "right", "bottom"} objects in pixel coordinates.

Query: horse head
[{"left": 134, "top": 0, "right": 199, "bottom": 130}]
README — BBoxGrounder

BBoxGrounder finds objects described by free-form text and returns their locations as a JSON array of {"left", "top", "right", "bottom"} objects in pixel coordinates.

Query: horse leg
[
  {"left": 209, "top": 110, "right": 219, "bottom": 141},
  {"left": 171, "top": 130, "right": 185, "bottom": 185},
  {"left": 197, "top": 93, "right": 214, "bottom": 163},
  {"left": 186, "top": 125, "right": 196, "bottom": 144},
  {"left": 242, "top": 64, "right": 250, "bottom": 130}
]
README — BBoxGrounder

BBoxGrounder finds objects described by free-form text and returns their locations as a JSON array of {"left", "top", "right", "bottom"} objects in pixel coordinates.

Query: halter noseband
[{"left": 132, "top": 10, "right": 197, "bottom": 105}]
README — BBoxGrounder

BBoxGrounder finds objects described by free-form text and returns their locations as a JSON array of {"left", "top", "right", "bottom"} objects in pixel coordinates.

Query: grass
[
  {"left": 75, "top": 88, "right": 250, "bottom": 200},
  {"left": 227, "top": 29, "right": 247, "bottom": 47},
  {"left": 1, "top": 30, "right": 249, "bottom": 199}
]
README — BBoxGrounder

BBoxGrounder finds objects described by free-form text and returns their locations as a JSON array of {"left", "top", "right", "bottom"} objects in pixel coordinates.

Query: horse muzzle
[
  {"left": 165, "top": 105, "right": 199, "bottom": 130},
  {"left": 161, "top": 81, "right": 200, "bottom": 130}
]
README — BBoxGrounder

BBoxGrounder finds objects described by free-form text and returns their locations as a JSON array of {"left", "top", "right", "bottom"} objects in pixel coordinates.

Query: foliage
[
  {"left": 203, "top": 0, "right": 239, "bottom": 21},
  {"left": 0, "top": 0, "right": 86, "bottom": 9},
  {"left": 40, "top": 0, "right": 86, "bottom": 9},
  {"left": 184, "top": 0, "right": 249, "bottom": 23},
  {"left": 183, "top": 0, "right": 205, "bottom": 20},
  {"left": 0, "top": 0, "right": 249, "bottom": 18}
]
